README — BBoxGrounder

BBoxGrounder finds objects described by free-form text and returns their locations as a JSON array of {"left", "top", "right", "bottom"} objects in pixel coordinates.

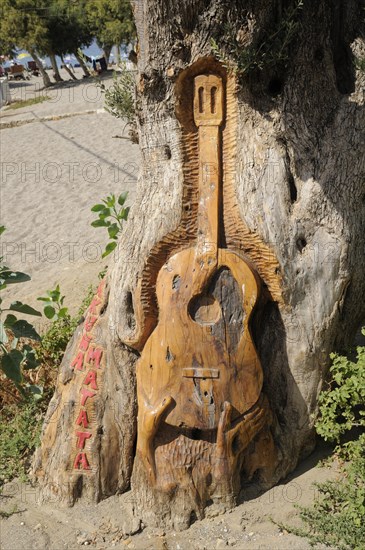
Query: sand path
[{"left": 1, "top": 69, "right": 140, "bottom": 321}]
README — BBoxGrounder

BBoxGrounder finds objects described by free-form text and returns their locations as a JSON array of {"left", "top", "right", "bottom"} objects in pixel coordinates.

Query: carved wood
[{"left": 132, "top": 68, "right": 278, "bottom": 525}]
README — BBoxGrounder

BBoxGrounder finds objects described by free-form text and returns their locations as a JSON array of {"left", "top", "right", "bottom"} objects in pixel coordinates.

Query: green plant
[
  {"left": 0, "top": 398, "right": 47, "bottom": 486},
  {"left": 99, "top": 66, "right": 137, "bottom": 142},
  {"left": 37, "top": 284, "right": 94, "bottom": 366},
  {"left": 211, "top": 0, "right": 303, "bottom": 76},
  {"left": 6, "top": 96, "right": 51, "bottom": 110},
  {"left": 37, "top": 284, "right": 68, "bottom": 321},
  {"left": 316, "top": 336, "right": 365, "bottom": 445},
  {"left": 101, "top": 68, "right": 134, "bottom": 122},
  {"left": 0, "top": 226, "right": 42, "bottom": 398},
  {"left": 91, "top": 192, "right": 130, "bottom": 257},
  {"left": 281, "top": 331, "right": 365, "bottom": 549}
]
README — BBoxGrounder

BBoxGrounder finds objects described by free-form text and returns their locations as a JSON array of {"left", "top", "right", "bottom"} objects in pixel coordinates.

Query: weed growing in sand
[
  {"left": 6, "top": 96, "right": 51, "bottom": 110},
  {"left": 91, "top": 192, "right": 130, "bottom": 258},
  {"left": 281, "top": 332, "right": 365, "bottom": 549},
  {"left": 0, "top": 284, "right": 95, "bottom": 485},
  {"left": 0, "top": 397, "right": 48, "bottom": 486},
  {"left": 37, "top": 284, "right": 68, "bottom": 321},
  {"left": 37, "top": 284, "right": 94, "bottom": 367}
]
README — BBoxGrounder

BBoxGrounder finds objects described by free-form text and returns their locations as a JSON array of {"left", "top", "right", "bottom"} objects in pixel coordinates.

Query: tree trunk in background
[
  {"left": 49, "top": 52, "right": 63, "bottom": 82},
  {"left": 74, "top": 51, "right": 90, "bottom": 77},
  {"left": 29, "top": 49, "right": 51, "bottom": 87},
  {"left": 115, "top": 45, "right": 121, "bottom": 65},
  {"left": 61, "top": 55, "right": 77, "bottom": 80},
  {"left": 103, "top": 45, "right": 112, "bottom": 65},
  {"left": 34, "top": 0, "right": 365, "bottom": 532}
]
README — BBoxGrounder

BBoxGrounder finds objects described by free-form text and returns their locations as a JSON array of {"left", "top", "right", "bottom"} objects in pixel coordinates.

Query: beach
[{"left": 0, "top": 68, "right": 140, "bottom": 321}]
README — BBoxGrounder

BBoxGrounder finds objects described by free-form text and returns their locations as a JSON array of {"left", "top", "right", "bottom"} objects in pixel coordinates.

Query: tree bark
[
  {"left": 103, "top": 45, "right": 112, "bottom": 65},
  {"left": 61, "top": 55, "right": 77, "bottom": 80},
  {"left": 29, "top": 49, "right": 51, "bottom": 88},
  {"left": 74, "top": 51, "right": 90, "bottom": 77},
  {"left": 34, "top": 0, "right": 365, "bottom": 532},
  {"left": 49, "top": 52, "right": 63, "bottom": 82}
]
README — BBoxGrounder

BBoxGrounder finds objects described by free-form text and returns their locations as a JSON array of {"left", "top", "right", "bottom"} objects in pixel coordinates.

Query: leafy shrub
[
  {"left": 99, "top": 66, "right": 138, "bottom": 142},
  {"left": 0, "top": 226, "right": 43, "bottom": 399},
  {"left": 286, "top": 331, "right": 365, "bottom": 549},
  {"left": 91, "top": 192, "right": 130, "bottom": 257},
  {"left": 0, "top": 398, "right": 47, "bottom": 485},
  {"left": 0, "top": 284, "right": 95, "bottom": 486},
  {"left": 37, "top": 284, "right": 94, "bottom": 367}
]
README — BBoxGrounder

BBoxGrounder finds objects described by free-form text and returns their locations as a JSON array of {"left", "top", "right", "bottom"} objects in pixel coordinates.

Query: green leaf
[
  {"left": 44, "top": 305, "right": 56, "bottom": 319},
  {"left": 58, "top": 307, "right": 69, "bottom": 319},
  {"left": 0, "top": 225, "right": 5, "bottom": 236},
  {"left": 22, "top": 345, "right": 40, "bottom": 370},
  {"left": 91, "top": 219, "right": 109, "bottom": 228},
  {"left": 48, "top": 289, "right": 60, "bottom": 302},
  {"left": 37, "top": 297, "right": 52, "bottom": 302},
  {"left": 0, "top": 271, "right": 31, "bottom": 285},
  {"left": 102, "top": 241, "right": 117, "bottom": 258},
  {"left": 91, "top": 204, "right": 106, "bottom": 212},
  {"left": 11, "top": 320, "right": 41, "bottom": 341},
  {"left": 0, "top": 349, "right": 23, "bottom": 383},
  {"left": 118, "top": 191, "right": 128, "bottom": 206},
  {"left": 26, "top": 384, "right": 43, "bottom": 399},
  {"left": 105, "top": 195, "right": 115, "bottom": 207},
  {"left": 121, "top": 206, "right": 130, "bottom": 220},
  {"left": 108, "top": 223, "right": 119, "bottom": 239},
  {"left": 99, "top": 208, "right": 111, "bottom": 219},
  {"left": 4, "top": 314, "right": 17, "bottom": 327},
  {"left": 9, "top": 301, "right": 42, "bottom": 317}
]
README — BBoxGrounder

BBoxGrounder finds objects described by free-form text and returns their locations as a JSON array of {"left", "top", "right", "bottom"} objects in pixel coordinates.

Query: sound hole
[{"left": 189, "top": 294, "right": 221, "bottom": 325}]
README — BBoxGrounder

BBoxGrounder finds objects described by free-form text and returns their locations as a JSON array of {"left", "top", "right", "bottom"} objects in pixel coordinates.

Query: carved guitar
[{"left": 136, "top": 74, "right": 264, "bottom": 480}]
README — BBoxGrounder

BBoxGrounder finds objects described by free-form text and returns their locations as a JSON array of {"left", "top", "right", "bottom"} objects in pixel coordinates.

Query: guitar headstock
[{"left": 193, "top": 74, "right": 223, "bottom": 127}]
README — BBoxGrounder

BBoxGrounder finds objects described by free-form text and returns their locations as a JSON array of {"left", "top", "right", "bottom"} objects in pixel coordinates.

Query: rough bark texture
[
  {"left": 35, "top": 0, "right": 365, "bottom": 532},
  {"left": 49, "top": 53, "right": 63, "bottom": 82},
  {"left": 74, "top": 51, "right": 91, "bottom": 77},
  {"left": 30, "top": 49, "right": 51, "bottom": 87}
]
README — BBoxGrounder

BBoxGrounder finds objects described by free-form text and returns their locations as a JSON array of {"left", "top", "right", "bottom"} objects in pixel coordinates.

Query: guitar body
[{"left": 137, "top": 246, "right": 262, "bottom": 431}]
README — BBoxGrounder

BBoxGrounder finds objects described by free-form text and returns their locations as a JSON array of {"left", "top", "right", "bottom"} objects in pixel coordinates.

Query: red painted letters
[{"left": 73, "top": 452, "right": 90, "bottom": 470}]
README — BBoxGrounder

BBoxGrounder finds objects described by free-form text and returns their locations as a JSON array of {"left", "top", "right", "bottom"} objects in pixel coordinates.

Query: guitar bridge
[{"left": 183, "top": 367, "right": 219, "bottom": 379}]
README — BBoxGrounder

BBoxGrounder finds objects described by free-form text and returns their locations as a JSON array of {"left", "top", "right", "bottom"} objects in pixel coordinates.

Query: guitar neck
[{"left": 193, "top": 74, "right": 224, "bottom": 258}]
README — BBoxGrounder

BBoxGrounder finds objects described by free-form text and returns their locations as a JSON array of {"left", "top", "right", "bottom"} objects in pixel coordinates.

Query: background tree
[
  {"left": 46, "top": 0, "right": 93, "bottom": 79},
  {"left": 0, "top": 0, "right": 52, "bottom": 87},
  {"left": 34, "top": 0, "right": 365, "bottom": 532},
  {"left": 86, "top": 0, "right": 136, "bottom": 63}
]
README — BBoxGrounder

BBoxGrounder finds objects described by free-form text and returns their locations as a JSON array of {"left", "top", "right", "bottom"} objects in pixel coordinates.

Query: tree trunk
[
  {"left": 49, "top": 52, "right": 63, "bottom": 82},
  {"left": 74, "top": 50, "right": 90, "bottom": 77},
  {"left": 61, "top": 55, "right": 77, "bottom": 80},
  {"left": 115, "top": 45, "right": 121, "bottom": 65},
  {"left": 34, "top": 0, "right": 365, "bottom": 532},
  {"left": 103, "top": 45, "right": 112, "bottom": 65},
  {"left": 29, "top": 49, "right": 51, "bottom": 88}
]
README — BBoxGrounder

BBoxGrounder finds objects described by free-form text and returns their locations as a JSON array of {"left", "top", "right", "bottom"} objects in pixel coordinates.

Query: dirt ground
[{"left": 0, "top": 444, "right": 337, "bottom": 550}]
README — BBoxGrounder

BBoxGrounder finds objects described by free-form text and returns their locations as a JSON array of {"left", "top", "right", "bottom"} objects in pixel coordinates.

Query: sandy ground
[
  {"left": 0, "top": 445, "right": 337, "bottom": 550},
  {"left": 0, "top": 69, "right": 339, "bottom": 549},
  {"left": 1, "top": 68, "right": 140, "bottom": 324}
]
